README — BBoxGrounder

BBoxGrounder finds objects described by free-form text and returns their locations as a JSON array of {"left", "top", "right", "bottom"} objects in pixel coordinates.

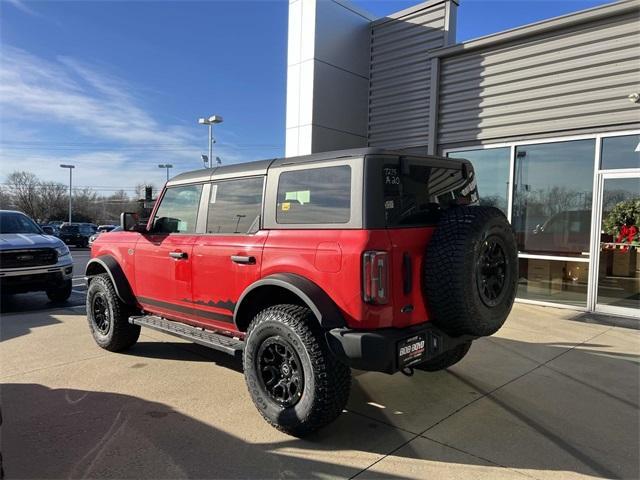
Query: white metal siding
[
  {"left": 437, "top": 10, "right": 640, "bottom": 147},
  {"left": 368, "top": 2, "right": 450, "bottom": 148}
]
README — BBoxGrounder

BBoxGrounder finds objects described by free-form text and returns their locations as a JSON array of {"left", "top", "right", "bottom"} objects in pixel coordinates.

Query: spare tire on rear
[{"left": 424, "top": 206, "right": 517, "bottom": 337}]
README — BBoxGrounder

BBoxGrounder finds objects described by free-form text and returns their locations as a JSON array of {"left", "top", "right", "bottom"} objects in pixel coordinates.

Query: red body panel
[
  {"left": 133, "top": 233, "right": 198, "bottom": 324},
  {"left": 191, "top": 231, "right": 268, "bottom": 331},
  {"left": 91, "top": 225, "right": 436, "bottom": 333}
]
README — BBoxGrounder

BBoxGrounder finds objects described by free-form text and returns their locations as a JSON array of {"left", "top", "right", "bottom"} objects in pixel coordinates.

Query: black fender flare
[
  {"left": 233, "top": 273, "right": 345, "bottom": 331},
  {"left": 85, "top": 255, "right": 137, "bottom": 306}
]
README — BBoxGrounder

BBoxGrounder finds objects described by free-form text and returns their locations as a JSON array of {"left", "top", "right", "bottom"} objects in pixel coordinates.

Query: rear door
[
  {"left": 191, "top": 176, "right": 266, "bottom": 330},
  {"left": 134, "top": 184, "right": 204, "bottom": 323}
]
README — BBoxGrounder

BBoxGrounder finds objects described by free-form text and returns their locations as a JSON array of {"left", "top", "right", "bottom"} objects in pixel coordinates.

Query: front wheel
[
  {"left": 243, "top": 304, "right": 351, "bottom": 437},
  {"left": 86, "top": 273, "right": 140, "bottom": 351},
  {"left": 46, "top": 279, "right": 72, "bottom": 302}
]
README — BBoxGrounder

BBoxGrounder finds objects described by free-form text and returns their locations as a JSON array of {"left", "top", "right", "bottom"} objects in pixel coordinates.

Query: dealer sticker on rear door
[{"left": 398, "top": 334, "right": 427, "bottom": 368}]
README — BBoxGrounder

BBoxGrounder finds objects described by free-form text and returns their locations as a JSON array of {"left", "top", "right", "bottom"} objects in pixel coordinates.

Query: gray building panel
[
  {"left": 368, "top": 0, "right": 455, "bottom": 149},
  {"left": 436, "top": 3, "right": 640, "bottom": 148}
]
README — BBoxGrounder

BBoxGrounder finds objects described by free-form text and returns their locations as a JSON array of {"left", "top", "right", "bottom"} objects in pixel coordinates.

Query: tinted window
[
  {"left": 512, "top": 139, "right": 595, "bottom": 256},
  {"left": 601, "top": 135, "right": 640, "bottom": 170},
  {"left": 61, "top": 225, "right": 79, "bottom": 233},
  {"left": 277, "top": 166, "right": 351, "bottom": 224},
  {"left": 447, "top": 148, "right": 510, "bottom": 215},
  {"left": 0, "top": 212, "right": 41, "bottom": 234},
  {"left": 207, "top": 177, "right": 263, "bottom": 234},
  {"left": 153, "top": 184, "right": 203, "bottom": 234},
  {"left": 383, "top": 159, "right": 477, "bottom": 227}
]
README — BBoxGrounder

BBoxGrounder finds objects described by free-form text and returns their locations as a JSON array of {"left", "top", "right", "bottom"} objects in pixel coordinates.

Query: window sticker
[
  {"left": 177, "top": 221, "right": 188, "bottom": 232},
  {"left": 384, "top": 167, "right": 400, "bottom": 185},
  {"left": 282, "top": 202, "right": 291, "bottom": 211},
  {"left": 209, "top": 184, "right": 218, "bottom": 204},
  {"left": 285, "top": 190, "right": 310, "bottom": 204}
]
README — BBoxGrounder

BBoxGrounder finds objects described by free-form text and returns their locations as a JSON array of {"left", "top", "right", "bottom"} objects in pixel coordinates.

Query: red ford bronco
[{"left": 85, "top": 148, "right": 517, "bottom": 436}]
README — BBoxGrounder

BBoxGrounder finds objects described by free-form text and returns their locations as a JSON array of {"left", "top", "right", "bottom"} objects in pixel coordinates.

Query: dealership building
[{"left": 285, "top": 0, "right": 639, "bottom": 317}]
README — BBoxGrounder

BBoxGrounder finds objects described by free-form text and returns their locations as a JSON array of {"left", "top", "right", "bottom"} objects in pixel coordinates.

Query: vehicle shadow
[
  {"left": 124, "top": 341, "right": 244, "bottom": 373},
  {"left": 4, "top": 333, "right": 633, "bottom": 479},
  {"left": 0, "top": 291, "right": 84, "bottom": 318},
  {"left": 0, "top": 302, "right": 64, "bottom": 342},
  {"left": 1, "top": 383, "right": 413, "bottom": 479}
]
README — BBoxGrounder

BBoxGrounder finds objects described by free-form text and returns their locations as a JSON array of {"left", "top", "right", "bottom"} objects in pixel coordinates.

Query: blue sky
[{"left": 0, "top": 0, "right": 612, "bottom": 193}]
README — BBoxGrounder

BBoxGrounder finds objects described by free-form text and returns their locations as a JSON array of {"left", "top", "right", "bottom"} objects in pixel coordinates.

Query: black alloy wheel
[
  {"left": 91, "top": 293, "right": 111, "bottom": 335},
  {"left": 257, "top": 337, "right": 304, "bottom": 408},
  {"left": 476, "top": 236, "right": 508, "bottom": 307}
]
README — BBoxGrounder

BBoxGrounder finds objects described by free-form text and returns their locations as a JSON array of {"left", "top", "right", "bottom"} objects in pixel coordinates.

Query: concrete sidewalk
[{"left": 1, "top": 303, "right": 638, "bottom": 479}]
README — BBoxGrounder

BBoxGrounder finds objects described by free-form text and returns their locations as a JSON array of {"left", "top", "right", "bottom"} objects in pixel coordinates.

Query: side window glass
[
  {"left": 207, "top": 177, "right": 264, "bottom": 234},
  {"left": 153, "top": 184, "right": 203, "bottom": 234},
  {"left": 276, "top": 165, "right": 351, "bottom": 224}
]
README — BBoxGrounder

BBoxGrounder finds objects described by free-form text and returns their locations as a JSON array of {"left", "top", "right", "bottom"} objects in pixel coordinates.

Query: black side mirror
[{"left": 120, "top": 212, "right": 146, "bottom": 232}]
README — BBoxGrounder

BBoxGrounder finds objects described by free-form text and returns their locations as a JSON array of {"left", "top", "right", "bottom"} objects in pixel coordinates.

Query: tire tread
[{"left": 244, "top": 304, "right": 351, "bottom": 437}]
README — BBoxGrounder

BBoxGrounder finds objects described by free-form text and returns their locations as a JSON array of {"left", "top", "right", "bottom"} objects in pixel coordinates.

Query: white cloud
[
  {"left": 0, "top": 46, "right": 253, "bottom": 192},
  {"left": 0, "top": 46, "right": 198, "bottom": 146},
  {"left": 5, "top": 0, "right": 39, "bottom": 16}
]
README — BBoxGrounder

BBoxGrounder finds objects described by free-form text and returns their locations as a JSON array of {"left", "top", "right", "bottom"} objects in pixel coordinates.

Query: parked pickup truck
[
  {"left": 0, "top": 210, "right": 73, "bottom": 301},
  {"left": 85, "top": 148, "right": 518, "bottom": 436}
]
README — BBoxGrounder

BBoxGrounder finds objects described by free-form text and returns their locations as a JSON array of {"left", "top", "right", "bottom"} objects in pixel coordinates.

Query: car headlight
[{"left": 55, "top": 245, "right": 70, "bottom": 257}]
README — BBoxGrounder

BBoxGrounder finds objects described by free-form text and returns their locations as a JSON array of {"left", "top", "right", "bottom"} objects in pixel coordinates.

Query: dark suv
[
  {"left": 59, "top": 223, "right": 94, "bottom": 247},
  {"left": 85, "top": 148, "right": 518, "bottom": 436}
]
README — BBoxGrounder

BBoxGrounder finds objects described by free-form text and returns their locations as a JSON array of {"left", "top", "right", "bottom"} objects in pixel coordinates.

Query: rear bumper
[{"left": 326, "top": 323, "right": 475, "bottom": 374}]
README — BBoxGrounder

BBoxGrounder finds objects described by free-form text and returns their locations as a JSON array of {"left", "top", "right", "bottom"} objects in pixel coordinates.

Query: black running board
[{"left": 129, "top": 315, "right": 244, "bottom": 358}]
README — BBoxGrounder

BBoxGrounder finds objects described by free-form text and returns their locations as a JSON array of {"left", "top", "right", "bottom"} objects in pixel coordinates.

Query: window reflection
[
  {"left": 447, "top": 148, "right": 510, "bottom": 215},
  {"left": 597, "top": 177, "right": 640, "bottom": 310},
  {"left": 277, "top": 166, "right": 351, "bottom": 224},
  {"left": 512, "top": 140, "right": 595, "bottom": 256},
  {"left": 517, "top": 258, "right": 588, "bottom": 307},
  {"left": 601, "top": 135, "right": 640, "bottom": 170},
  {"left": 153, "top": 185, "right": 203, "bottom": 234},
  {"left": 207, "top": 177, "right": 263, "bottom": 234}
]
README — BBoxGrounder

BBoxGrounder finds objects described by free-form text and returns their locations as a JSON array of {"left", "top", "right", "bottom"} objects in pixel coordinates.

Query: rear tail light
[{"left": 362, "top": 251, "right": 389, "bottom": 304}]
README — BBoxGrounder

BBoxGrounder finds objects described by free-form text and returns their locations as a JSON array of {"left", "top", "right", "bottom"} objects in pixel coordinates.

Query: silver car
[{"left": 0, "top": 210, "right": 74, "bottom": 301}]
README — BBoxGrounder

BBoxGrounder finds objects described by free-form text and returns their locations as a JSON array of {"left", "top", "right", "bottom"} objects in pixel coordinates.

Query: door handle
[
  {"left": 169, "top": 251, "right": 188, "bottom": 260},
  {"left": 231, "top": 255, "right": 256, "bottom": 265}
]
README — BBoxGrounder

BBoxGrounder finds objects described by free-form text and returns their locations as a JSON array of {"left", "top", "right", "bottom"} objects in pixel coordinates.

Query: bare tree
[
  {"left": 37, "top": 182, "right": 68, "bottom": 221},
  {"left": 0, "top": 185, "right": 14, "bottom": 210},
  {"left": 6, "top": 171, "right": 40, "bottom": 219}
]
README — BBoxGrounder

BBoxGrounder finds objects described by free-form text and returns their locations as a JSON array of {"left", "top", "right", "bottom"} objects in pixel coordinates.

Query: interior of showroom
[{"left": 285, "top": 0, "right": 639, "bottom": 317}]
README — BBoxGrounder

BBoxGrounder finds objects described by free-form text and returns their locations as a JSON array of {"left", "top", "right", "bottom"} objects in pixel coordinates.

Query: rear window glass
[
  {"left": 383, "top": 160, "right": 477, "bottom": 227},
  {"left": 276, "top": 165, "right": 351, "bottom": 224},
  {"left": 61, "top": 225, "right": 79, "bottom": 233}
]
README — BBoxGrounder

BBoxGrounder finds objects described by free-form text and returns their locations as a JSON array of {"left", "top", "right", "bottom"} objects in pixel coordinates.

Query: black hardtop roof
[{"left": 166, "top": 147, "right": 469, "bottom": 187}]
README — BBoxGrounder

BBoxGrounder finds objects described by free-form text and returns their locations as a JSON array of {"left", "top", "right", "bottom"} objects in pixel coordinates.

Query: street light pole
[
  {"left": 158, "top": 164, "right": 173, "bottom": 182},
  {"left": 60, "top": 164, "right": 75, "bottom": 223},
  {"left": 208, "top": 123, "right": 213, "bottom": 169},
  {"left": 198, "top": 115, "right": 223, "bottom": 168}
]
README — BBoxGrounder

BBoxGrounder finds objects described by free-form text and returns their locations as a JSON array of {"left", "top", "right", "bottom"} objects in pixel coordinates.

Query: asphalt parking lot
[{"left": 1, "top": 281, "right": 639, "bottom": 478}]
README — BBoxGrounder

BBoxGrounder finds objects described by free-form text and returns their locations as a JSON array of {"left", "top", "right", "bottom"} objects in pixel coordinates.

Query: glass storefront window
[
  {"left": 597, "top": 177, "right": 640, "bottom": 311},
  {"left": 512, "top": 139, "right": 595, "bottom": 257},
  {"left": 517, "top": 258, "right": 589, "bottom": 307},
  {"left": 447, "top": 147, "right": 510, "bottom": 215},
  {"left": 601, "top": 135, "right": 640, "bottom": 170}
]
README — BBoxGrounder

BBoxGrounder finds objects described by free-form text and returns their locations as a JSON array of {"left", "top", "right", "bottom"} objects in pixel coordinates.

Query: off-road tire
[
  {"left": 243, "top": 304, "right": 351, "bottom": 437},
  {"left": 86, "top": 273, "right": 140, "bottom": 351},
  {"left": 424, "top": 206, "right": 517, "bottom": 337},
  {"left": 46, "top": 279, "right": 72, "bottom": 302},
  {"left": 415, "top": 342, "right": 472, "bottom": 372}
]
